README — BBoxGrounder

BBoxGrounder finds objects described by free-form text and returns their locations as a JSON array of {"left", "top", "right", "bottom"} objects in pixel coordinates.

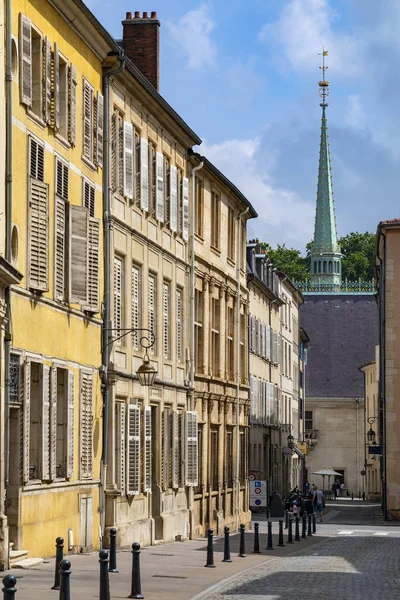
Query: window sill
[
  {"left": 227, "top": 257, "right": 236, "bottom": 267},
  {"left": 26, "top": 110, "right": 46, "bottom": 129},
  {"left": 55, "top": 133, "right": 71, "bottom": 150},
  {"left": 210, "top": 245, "right": 221, "bottom": 256},
  {"left": 194, "top": 233, "right": 204, "bottom": 243},
  {"left": 81, "top": 155, "right": 97, "bottom": 172}
]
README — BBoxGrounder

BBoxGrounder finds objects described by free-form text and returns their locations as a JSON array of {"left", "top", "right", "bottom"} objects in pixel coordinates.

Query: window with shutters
[
  {"left": 123, "top": 122, "right": 134, "bottom": 200},
  {"left": 82, "top": 78, "right": 94, "bottom": 164},
  {"left": 10, "top": 354, "right": 20, "bottom": 405},
  {"left": 28, "top": 138, "right": 49, "bottom": 292},
  {"left": 226, "top": 305, "right": 234, "bottom": 381},
  {"left": 176, "top": 167, "right": 183, "bottom": 234},
  {"left": 194, "top": 288, "right": 203, "bottom": 373},
  {"left": 211, "top": 297, "right": 220, "bottom": 377},
  {"left": 163, "top": 155, "right": 170, "bottom": 225},
  {"left": 185, "top": 411, "right": 198, "bottom": 486},
  {"left": 69, "top": 205, "right": 88, "bottom": 304},
  {"left": 239, "top": 428, "right": 247, "bottom": 484},
  {"left": 195, "top": 424, "right": 203, "bottom": 495},
  {"left": 134, "top": 128, "right": 140, "bottom": 204},
  {"left": 51, "top": 367, "right": 68, "bottom": 479},
  {"left": 172, "top": 409, "right": 184, "bottom": 489},
  {"left": 176, "top": 288, "right": 183, "bottom": 363},
  {"left": 26, "top": 362, "right": 50, "bottom": 482},
  {"left": 240, "top": 312, "right": 246, "bottom": 383},
  {"left": 162, "top": 407, "right": 172, "bottom": 489},
  {"left": 162, "top": 281, "right": 170, "bottom": 360},
  {"left": 80, "top": 371, "right": 93, "bottom": 479},
  {"left": 143, "top": 406, "right": 152, "bottom": 493},
  {"left": 83, "top": 178, "right": 95, "bottom": 218},
  {"left": 211, "top": 191, "right": 220, "bottom": 249},
  {"left": 55, "top": 51, "right": 68, "bottom": 139},
  {"left": 156, "top": 152, "right": 164, "bottom": 222},
  {"left": 95, "top": 92, "right": 104, "bottom": 168},
  {"left": 29, "top": 137, "right": 44, "bottom": 181},
  {"left": 114, "top": 257, "right": 124, "bottom": 344},
  {"left": 19, "top": 15, "right": 43, "bottom": 118},
  {"left": 68, "top": 64, "right": 77, "bottom": 146},
  {"left": 227, "top": 207, "right": 236, "bottom": 261},
  {"left": 54, "top": 156, "right": 68, "bottom": 302},
  {"left": 195, "top": 177, "right": 204, "bottom": 237},
  {"left": 126, "top": 403, "right": 141, "bottom": 495},
  {"left": 111, "top": 109, "right": 124, "bottom": 195},
  {"left": 131, "top": 265, "right": 141, "bottom": 350},
  {"left": 210, "top": 428, "right": 219, "bottom": 490},
  {"left": 148, "top": 141, "right": 157, "bottom": 215},
  {"left": 148, "top": 273, "right": 157, "bottom": 355},
  {"left": 226, "top": 428, "right": 233, "bottom": 487},
  {"left": 115, "top": 402, "right": 126, "bottom": 492}
]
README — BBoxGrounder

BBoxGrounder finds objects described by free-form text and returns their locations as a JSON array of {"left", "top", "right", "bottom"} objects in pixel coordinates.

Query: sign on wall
[{"left": 249, "top": 480, "right": 267, "bottom": 508}]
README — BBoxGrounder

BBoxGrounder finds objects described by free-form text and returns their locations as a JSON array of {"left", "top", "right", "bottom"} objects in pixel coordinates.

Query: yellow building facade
[{"left": 360, "top": 354, "right": 381, "bottom": 501}]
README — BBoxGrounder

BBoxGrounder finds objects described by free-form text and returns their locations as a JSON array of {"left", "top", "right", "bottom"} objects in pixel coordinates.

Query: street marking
[
  {"left": 338, "top": 530, "right": 354, "bottom": 535},
  {"left": 373, "top": 532, "right": 389, "bottom": 536}
]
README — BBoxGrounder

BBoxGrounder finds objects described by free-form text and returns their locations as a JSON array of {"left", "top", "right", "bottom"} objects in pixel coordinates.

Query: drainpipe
[
  {"left": 235, "top": 206, "right": 249, "bottom": 532},
  {"left": 356, "top": 398, "right": 359, "bottom": 496},
  {"left": 100, "top": 53, "right": 125, "bottom": 540}
]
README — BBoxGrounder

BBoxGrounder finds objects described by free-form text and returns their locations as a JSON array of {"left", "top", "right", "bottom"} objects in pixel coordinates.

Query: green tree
[
  {"left": 261, "top": 243, "right": 310, "bottom": 281},
  {"left": 338, "top": 232, "right": 375, "bottom": 281}
]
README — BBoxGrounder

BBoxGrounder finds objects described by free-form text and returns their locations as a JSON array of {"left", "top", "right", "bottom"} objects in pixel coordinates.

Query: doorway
[
  {"left": 79, "top": 496, "right": 93, "bottom": 552},
  {"left": 150, "top": 406, "right": 163, "bottom": 541}
]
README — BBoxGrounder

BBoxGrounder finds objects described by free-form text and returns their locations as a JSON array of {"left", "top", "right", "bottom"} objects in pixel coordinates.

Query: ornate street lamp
[
  {"left": 136, "top": 352, "right": 157, "bottom": 387},
  {"left": 367, "top": 417, "right": 378, "bottom": 445},
  {"left": 104, "top": 327, "right": 157, "bottom": 387},
  {"left": 287, "top": 433, "right": 295, "bottom": 449}
]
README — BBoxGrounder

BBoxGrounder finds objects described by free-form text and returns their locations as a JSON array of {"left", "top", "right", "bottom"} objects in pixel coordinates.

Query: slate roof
[{"left": 300, "top": 294, "right": 378, "bottom": 398}]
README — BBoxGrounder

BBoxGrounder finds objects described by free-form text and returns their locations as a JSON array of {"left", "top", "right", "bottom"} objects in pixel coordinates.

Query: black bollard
[
  {"left": 287, "top": 518, "right": 293, "bottom": 544},
  {"left": 222, "top": 526, "right": 232, "bottom": 562},
  {"left": 308, "top": 513, "right": 313, "bottom": 536},
  {"left": 252, "top": 522, "right": 261, "bottom": 554},
  {"left": 266, "top": 521, "right": 273, "bottom": 550},
  {"left": 2, "top": 575, "right": 17, "bottom": 600},
  {"left": 204, "top": 529, "right": 216, "bottom": 568},
  {"left": 313, "top": 513, "right": 317, "bottom": 534},
  {"left": 51, "top": 536, "right": 64, "bottom": 590},
  {"left": 99, "top": 550, "right": 110, "bottom": 600},
  {"left": 129, "top": 543, "right": 144, "bottom": 599},
  {"left": 351, "top": 492, "right": 354, "bottom": 501},
  {"left": 108, "top": 528, "right": 119, "bottom": 573},
  {"left": 284, "top": 510, "right": 289, "bottom": 529},
  {"left": 278, "top": 520, "right": 285, "bottom": 547},
  {"left": 295, "top": 517, "right": 301, "bottom": 541},
  {"left": 302, "top": 514, "right": 307, "bottom": 539},
  {"left": 238, "top": 524, "right": 246, "bottom": 557},
  {"left": 59, "top": 559, "right": 71, "bottom": 600}
]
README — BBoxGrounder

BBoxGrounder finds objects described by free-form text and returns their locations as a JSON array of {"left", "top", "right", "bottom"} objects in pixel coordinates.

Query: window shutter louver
[
  {"left": 53, "top": 44, "right": 60, "bottom": 131},
  {"left": 116, "top": 403, "right": 126, "bottom": 492},
  {"left": 170, "top": 165, "right": 178, "bottom": 232},
  {"left": 176, "top": 288, "right": 182, "bottom": 362},
  {"left": 140, "top": 137, "right": 149, "bottom": 211},
  {"left": 23, "top": 360, "right": 31, "bottom": 484},
  {"left": 111, "top": 112, "right": 117, "bottom": 191},
  {"left": 185, "top": 411, "right": 198, "bottom": 486},
  {"left": 148, "top": 274, "right": 156, "bottom": 355},
  {"left": 144, "top": 407, "right": 152, "bottom": 493},
  {"left": 123, "top": 122, "right": 134, "bottom": 200},
  {"left": 162, "top": 407, "right": 171, "bottom": 490},
  {"left": 83, "top": 81, "right": 93, "bottom": 161},
  {"left": 126, "top": 404, "right": 140, "bottom": 495},
  {"left": 83, "top": 179, "right": 95, "bottom": 218},
  {"left": 67, "top": 370, "right": 74, "bottom": 478},
  {"left": 19, "top": 14, "right": 32, "bottom": 106},
  {"left": 41, "top": 364, "right": 51, "bottom": 480},
  {"left": 28, "top": 177, "right": 49, "bottom": 292},
  {"left": 54, "top": 198, "right": 66, "bottom": 301},
  {"left": 80, "top": 371, "right": 93, "bottom": 479},
  {"left": 69, "top": 205, "right": 88, "bottom": 304},
  {"left": 172, "top": 410, "right": 180, "bottom": 489},
  {"left": 96, "top": 92, "right": 104, "bottom": 167},
  {"left": 131, "top": 266, "right": 140, "bottom": 350},
  {"left": 43, "top": 37, "right": 51, "bottom": 124},
  {"left": 249, "top": 376, "right": 254, "bottom": 421},
  {"left": 68, "top": 64, "right": 77, "bottom": 146},
  {"left": 257, "top": 319, "right": 261, "bottom": 355},
  {"left": 50, "top": 366, "right": 57, "bottom": 480},
  {"left": 266, "top": 325, "right": 271, "bottom": 361},
  {"left": 162, "top": 282, "right": 169, "bottom": 359},
  {"left": 252, "top": 316, "right": 256, "bottom": 352},
  {"left": 262, "top": 323, "right": 266, "bottom": 358},
  {"left": 114, "top": 258, "right": 122, "bottom": 336},
  {"left": 277, "top": 335, "right": 282, "bottom": 366},
  {"left": 182, "top": 177, "right": 189, "bottom": 241},
  {"left": 85, "top": 219, "right": 100, "bottom": 313},
  {"left": 156, "top": 151, "right": 164, "bottom": 221}
]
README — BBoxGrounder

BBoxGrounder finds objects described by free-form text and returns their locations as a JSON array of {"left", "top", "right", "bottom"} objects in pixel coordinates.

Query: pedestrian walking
[
  {"left": 312, "top": 486, "right": 325, "bottom": 522},
  {"left": 335, "top": 479, "right": 341, "bottom": 498}
]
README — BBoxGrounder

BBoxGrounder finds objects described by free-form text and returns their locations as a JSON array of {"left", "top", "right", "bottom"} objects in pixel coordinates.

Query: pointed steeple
[{"left": 310, "top": 50, "right": 342, "bottom": 288}]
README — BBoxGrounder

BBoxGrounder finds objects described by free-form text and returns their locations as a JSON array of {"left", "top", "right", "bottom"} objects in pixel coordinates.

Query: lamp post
[
  {"left": 367, "top": 417, "right": 378, "bottom": 445},
  {"left": 104, "top": 328, "right": 157, "bottom": 387}
]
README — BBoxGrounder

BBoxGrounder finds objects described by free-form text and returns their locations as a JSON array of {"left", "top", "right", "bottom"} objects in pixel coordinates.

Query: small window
[
  {"left": 29, "top": 137, "right": 44, "bottom": 181},
  {"left": 227, "top": 206, "right": 236, "bottom": 261},
  {"left": 57, "top": 54, "right": 68, "bottom": 139},
  {"left": 163, "top": 156, "right": 170, "bottom": 226},
  {"left": 210, "top": 428, "right": 219, "bottom": 490},
  {"left": 82, "top": 79, "right": 94, "bottom": 163},
  {"left": 55, "top": 156, "right": 69, "bottom": 201},
  {"left": 148, "top": 273, "right": 157, "bottom": 355},
  {"left": 305, "top": 410, "right": 313, "bottom": 430},
  {"left": 162, "top": 281, "right": 170, "bottom": 359},
  {"left": 176, "top": 287, "right": 183, "bottom": 363},
  {"left": 211, "top": 191, "right": 220, "bottom": 249},
  {"left": 211, "top": 296, "right": 220, "bottom": 377},
  {"left": 195, "top": 177, "right": 203, "bottom": 237},
  {"left": 148, "top": 141, "right": 157, "bottom": 215},
  {"left": 83, "top": 178, "right": 95, "bottom": 218}
]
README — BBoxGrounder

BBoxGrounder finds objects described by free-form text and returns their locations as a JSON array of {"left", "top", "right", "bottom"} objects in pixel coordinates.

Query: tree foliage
[{"left": 261, "top": 243, "right": 310, "bottom": 281}]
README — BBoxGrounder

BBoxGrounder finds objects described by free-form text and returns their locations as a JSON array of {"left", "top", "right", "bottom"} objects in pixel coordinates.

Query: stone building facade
[{"left": 360, "top": 353, "right": 381, "bottom": 501}]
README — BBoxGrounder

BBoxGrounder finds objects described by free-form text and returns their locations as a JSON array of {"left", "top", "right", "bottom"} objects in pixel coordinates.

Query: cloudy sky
[{"left": 87, "top": 0, "right": 400, "bottom": 253}]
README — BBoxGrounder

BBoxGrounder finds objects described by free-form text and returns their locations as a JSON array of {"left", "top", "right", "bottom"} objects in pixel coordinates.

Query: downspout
[
  {"left": 100, "top": 53, "right": 125, "bottom": 540},
  {"left": 356, "top": 398, "right": 359, "bottom": 496},
  {"left": 235, "top": 206, "right": 249, "bottom": 531}
]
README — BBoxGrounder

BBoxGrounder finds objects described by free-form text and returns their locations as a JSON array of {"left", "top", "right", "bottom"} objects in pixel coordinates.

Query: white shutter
[
  {"left": 176, "top": 288, "right": 182, "bottom": 362},
  {"left": 262, "top": 323, "right": 266, "bottom": 358},
  {"left": 249, "top": 376, "right": 255, "bottom": 422},
  {"left": 277, "top": 334, "right": 282, "bottom": 366},
  {"left": 182, "top": 177, "right": 189, "bottom": 241},
  {"left": 140, "top": 137, "right": 149, "bottom": 211},
  {"left": 114, "top": 257, "right": 122, "bottom": 336},
  {"left": 170, "top": 165, "right": 178, "bottom": 232},
  {"left": 143, "top": 406, "right": 152, "bottom": 493},
  {"left": 50, "top": 366, "right": 57, "bottom": 480},
  {"left": 256, "top": 319, "right": 261, "bottom": 355},
  {"left": 162, "top": 282, "right": 169, "bottom": 359},
  {"left": 185, "top": 411, "right": 198, "bottom": 486},
  {"left": 19, "top": 14, "right": 32, "bottom": 106},
  {"left": 41, "top": 364, "right": 51, "bottom": 480},
  {"left": 116, "top": 403, "right": 126, "bottom": 492},
  {"left": 131, "top": 265, "right": 140, "bottom": 350},
  {"left": 68, "top": 64, "right": 77, "bottom": 146},
  {"left": 266, "top": 325, "right": 271, "bottom": 361},
  {"left": 96, "top": 92, "right": 104, "bottom": 167},
  {"left": 69, "top": 205, "right": 88, "bottom": 304},
  {"left": 172, "top": 410, "right": 180, "bottom": 489},
  {"left": 23, "top": 359, "right": 31, "bottom": 484},
  {"left": 54, "top": 198, "right": 66, "bottom": 301},
  {"left": 123, "top": 122, "right": 134, "bottom": 200},
  {"left": 83, "top": 81, "right": 93, "bottom": 161},
  {"left": 252, "top": 316, "right": 256, "bottom": 352},
  {"left": 67, "top": 370, "right": 74, "bottom": 478},
  {"left": 43, "top": 37, "right": 51, "bottom": 124},
  {"left": 28, "top": 178, "right": 49, "bottom": 292},
  {"left": 126, "top": 404, "right": 140, "bottom": 495},
  {"left": 148, "top": 274, "right": 156, "bottom": 354},
  {"left": 84, "top": 219, "right": 100, "bottom": 312},
  {"left": 80, "top": 371, "right": 93, "bottom": 479},
  {"left": 53, "top": 44, "right": 60, "bottom": 131},
  {"left": 156, "top": 151, "right": 164, "bottom": 221}
]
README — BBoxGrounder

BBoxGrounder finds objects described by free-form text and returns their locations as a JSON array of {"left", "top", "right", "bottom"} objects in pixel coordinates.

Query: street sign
[
  {"left": 248, "top": 472, "right": 256, "bottom": 481},
  {"left": 282, "top": 447, "right": 293, "bottom": 457},
  {"left": 249, "top": 480, "right": 267, "bottom": 508},
  {"left": 368, "top": 445, "right": 381, "bottom": 455}
]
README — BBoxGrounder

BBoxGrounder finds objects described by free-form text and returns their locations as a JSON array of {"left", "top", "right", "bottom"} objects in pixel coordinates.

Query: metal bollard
[
  {"left": 99, "top": 550, "right": 110, "bottom": 600},
  {"left": 284, "top": 510, "right": 289, "bottom": 529},
  {"left": 51, "top": 536, "right": 64, "bottom": 590},
  {"left": 308, "top": 513, "right": 313, "bottom": 536},
  {"left": 129, "top": 543, "right": 144, "bottom": 599},
  {"left": 302, "top": 514, "right": 307, "bottom": 539},
  {"left": 222, "top": 526, "right": 232, "bottom": 563},
  {"left": 351, "top": 492, "right": 354, "bottom": 501},
  {"left": 287, "top": 518, "right": 293, "bottom": 544},
  {"left": 108, "top": 528, "right": 119, "bottom": 573},
  {"left": 278, "top": 520, "right": 285, "bottom": 547},
  {"left": 266, "top": 521, "right": 273, "bottom": 550},
  {"left": 59, "top": 559, "right": 71, "bottom": 600},
  {"left": 295, "top": 517, "right": 301, "bottom": 541},
  {"left": 313, "top": 513, "right": 317, "bottom": 534},
  {"left": 252, "top": 522, "right": 261, "bottom": 554},
  {"left": 2, "top": 575, "right": 17, "bottom": 600},
  {"left": 238, "top": 524, "right": 246, "bottom": 557},
  {"left": 205, "top": 529, "right": 216, "bottom": 568}
]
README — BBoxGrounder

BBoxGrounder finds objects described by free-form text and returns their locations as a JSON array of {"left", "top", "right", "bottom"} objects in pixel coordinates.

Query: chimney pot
[
  {"left": 122, "top": 9, "right": 160, "bottom": 91},
  {"left": 143, "top": 11, "right": 148, "bottom": 18},
  {"left": 126, "top": 12, "right": 132, "bottom": 19},
  {"left": 151, "top": 11, "right": 157, "bottom": 18},
  {"left": 134, "top": 11, "right": 140, "bottom": 18}
]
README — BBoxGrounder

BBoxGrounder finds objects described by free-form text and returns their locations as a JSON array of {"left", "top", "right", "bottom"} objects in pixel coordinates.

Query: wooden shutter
[
  {"left": 266, "top": 325, "right": 271, "bottom": 361},
  {"left": 277, "top": 334, "right": 282, "bottom": 366},
  {"left": 111, "top": 112, "right": 117, "bottom": 191},
  {"left": 170, "top": 165, "right": 178, "bottom": 232},
  {"left": 80, "top": 371, "right": 93, "bottom": 479},
  {"left": 56, "top": 157, "right": 69, "bottom": 200},
  {"left": 50, "top": 366, "right": 57, "bottom": 480},
  {"left": 172, "top": 410, "right": 180, "bottom": 489},
  {"left": 256, "top": 319, "right": 261, "bottom": 355},
  {"left": 83, "top": 81, "right": 93, "bottom": 161},
  {"left": 28, "top": 178, "right": 49, "bottom": 292},
  {"left": 262, "top": 323, "right": 266, "bottom": 357},
  {"left": 131, "top": 265, "right": 140, "bottom": 350},
  {"left": 251, "top": 317, "right": 256, "bottom": 353},
  {"left": 143, "top": 407, "right": 152, "bottom": 493},
  {"left": 53, "top": 44, "right": 60, "bottom": 131},
  {"left": 185, "top": 411, "right": 198, "bottom": 486},
  {"left": 176, "top": 288, "right": 182, "bottom": 362},
  {"left": 182, "top": 177, "right": 189, "bottom": 241},
  {"left": 67, "top": 370, "right": 74, "bottom": 478},
  {"left": 83, "top": 179, "right": 95, "bottom": 218},
  {"left": 43, "top": 37, "right": 51, "bottom": 124},
  {"left": 123, "top": 121, "right": 134, "bottom": 200},
  {"left": 156, "top": 151, "right": 164, "bottom": 222},
  {"left": 162, "top": 282, "right": 169, "bottom": 359},
  {"left": 54, "top": 198, "right": 66, "bottom": 301},
  {"left": 29, "top": 137, "right": 44, "bottom": 181},
  {"left": 68, "top": 64, "right": 77, "bottom": 146},
  {"left": 22, "top": 359, "right": 31, "bottom": 484},
  {"left": 85, "top": 219, "right": 100, "bottom": 313},
  {"left": 96, "top": 92, "right": 104, "bottom": 167},
  {"left": 69, "top": 205, "right": 88, "bottom": 304},
  {"left": 41, "top": 364, "right": 51, "bottom": 480},
  {"left": 114, "top": 257, "right": 122, "bottom": 335},
  {"left": 126, "top": 404, "right": 140, "bottom": 495},
  {"left": 116, "top": 403, "right": 126, "bottom": 492},
  {"left": 140, "top": 137, "right": 149, "bottom": 211},
  {"left": 148, "top": 274, "right": 156, "bottom": 354},
  {"left": 19, "top": 14, "right": 32, "bottom": 106},
  {"left": 162, "top": 407, "right": 170, "bottom": 490}
]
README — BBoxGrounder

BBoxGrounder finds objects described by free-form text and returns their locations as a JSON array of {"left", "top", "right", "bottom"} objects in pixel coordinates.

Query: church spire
[{"left": 310, "top": 50, "right": 342, "bottom": 288}]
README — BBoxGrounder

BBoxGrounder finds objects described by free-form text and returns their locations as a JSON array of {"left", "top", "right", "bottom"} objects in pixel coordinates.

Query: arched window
[
  {"left": 323, "top": 261, "right": 327, "bottom": 273},
  {"left": 314, "top": 261, "right": 317, "bottom": 274}
]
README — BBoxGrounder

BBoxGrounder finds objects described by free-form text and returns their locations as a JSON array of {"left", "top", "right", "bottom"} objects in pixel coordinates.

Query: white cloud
[
  {"left": 344, "top": 94, "right": 366, "bottom": 129},
  {"left": 166, "top": 4, "right": 217, "bottom": 70},
  {"left": 201, "top": 138, "right": 315, "bottom": 247}
]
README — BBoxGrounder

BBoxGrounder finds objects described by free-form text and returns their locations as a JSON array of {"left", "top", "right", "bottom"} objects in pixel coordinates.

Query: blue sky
[{"left": 87, "top": 0, "right": 400, "bottom": 252}]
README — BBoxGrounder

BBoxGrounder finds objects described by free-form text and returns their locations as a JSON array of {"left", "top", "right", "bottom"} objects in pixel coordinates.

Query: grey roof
[{"left": 300, "top": 295, "right": 378, "bottom": 399}]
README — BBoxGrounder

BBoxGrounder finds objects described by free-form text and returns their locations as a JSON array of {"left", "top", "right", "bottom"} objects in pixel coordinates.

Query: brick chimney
[{"left": 122, "top": 11, "right": 160, "bottom": 91}]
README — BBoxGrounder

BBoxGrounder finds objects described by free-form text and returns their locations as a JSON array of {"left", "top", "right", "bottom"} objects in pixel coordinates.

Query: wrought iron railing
[{"left": 295, "top": 279, "right": 375, "bottom": 294}]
